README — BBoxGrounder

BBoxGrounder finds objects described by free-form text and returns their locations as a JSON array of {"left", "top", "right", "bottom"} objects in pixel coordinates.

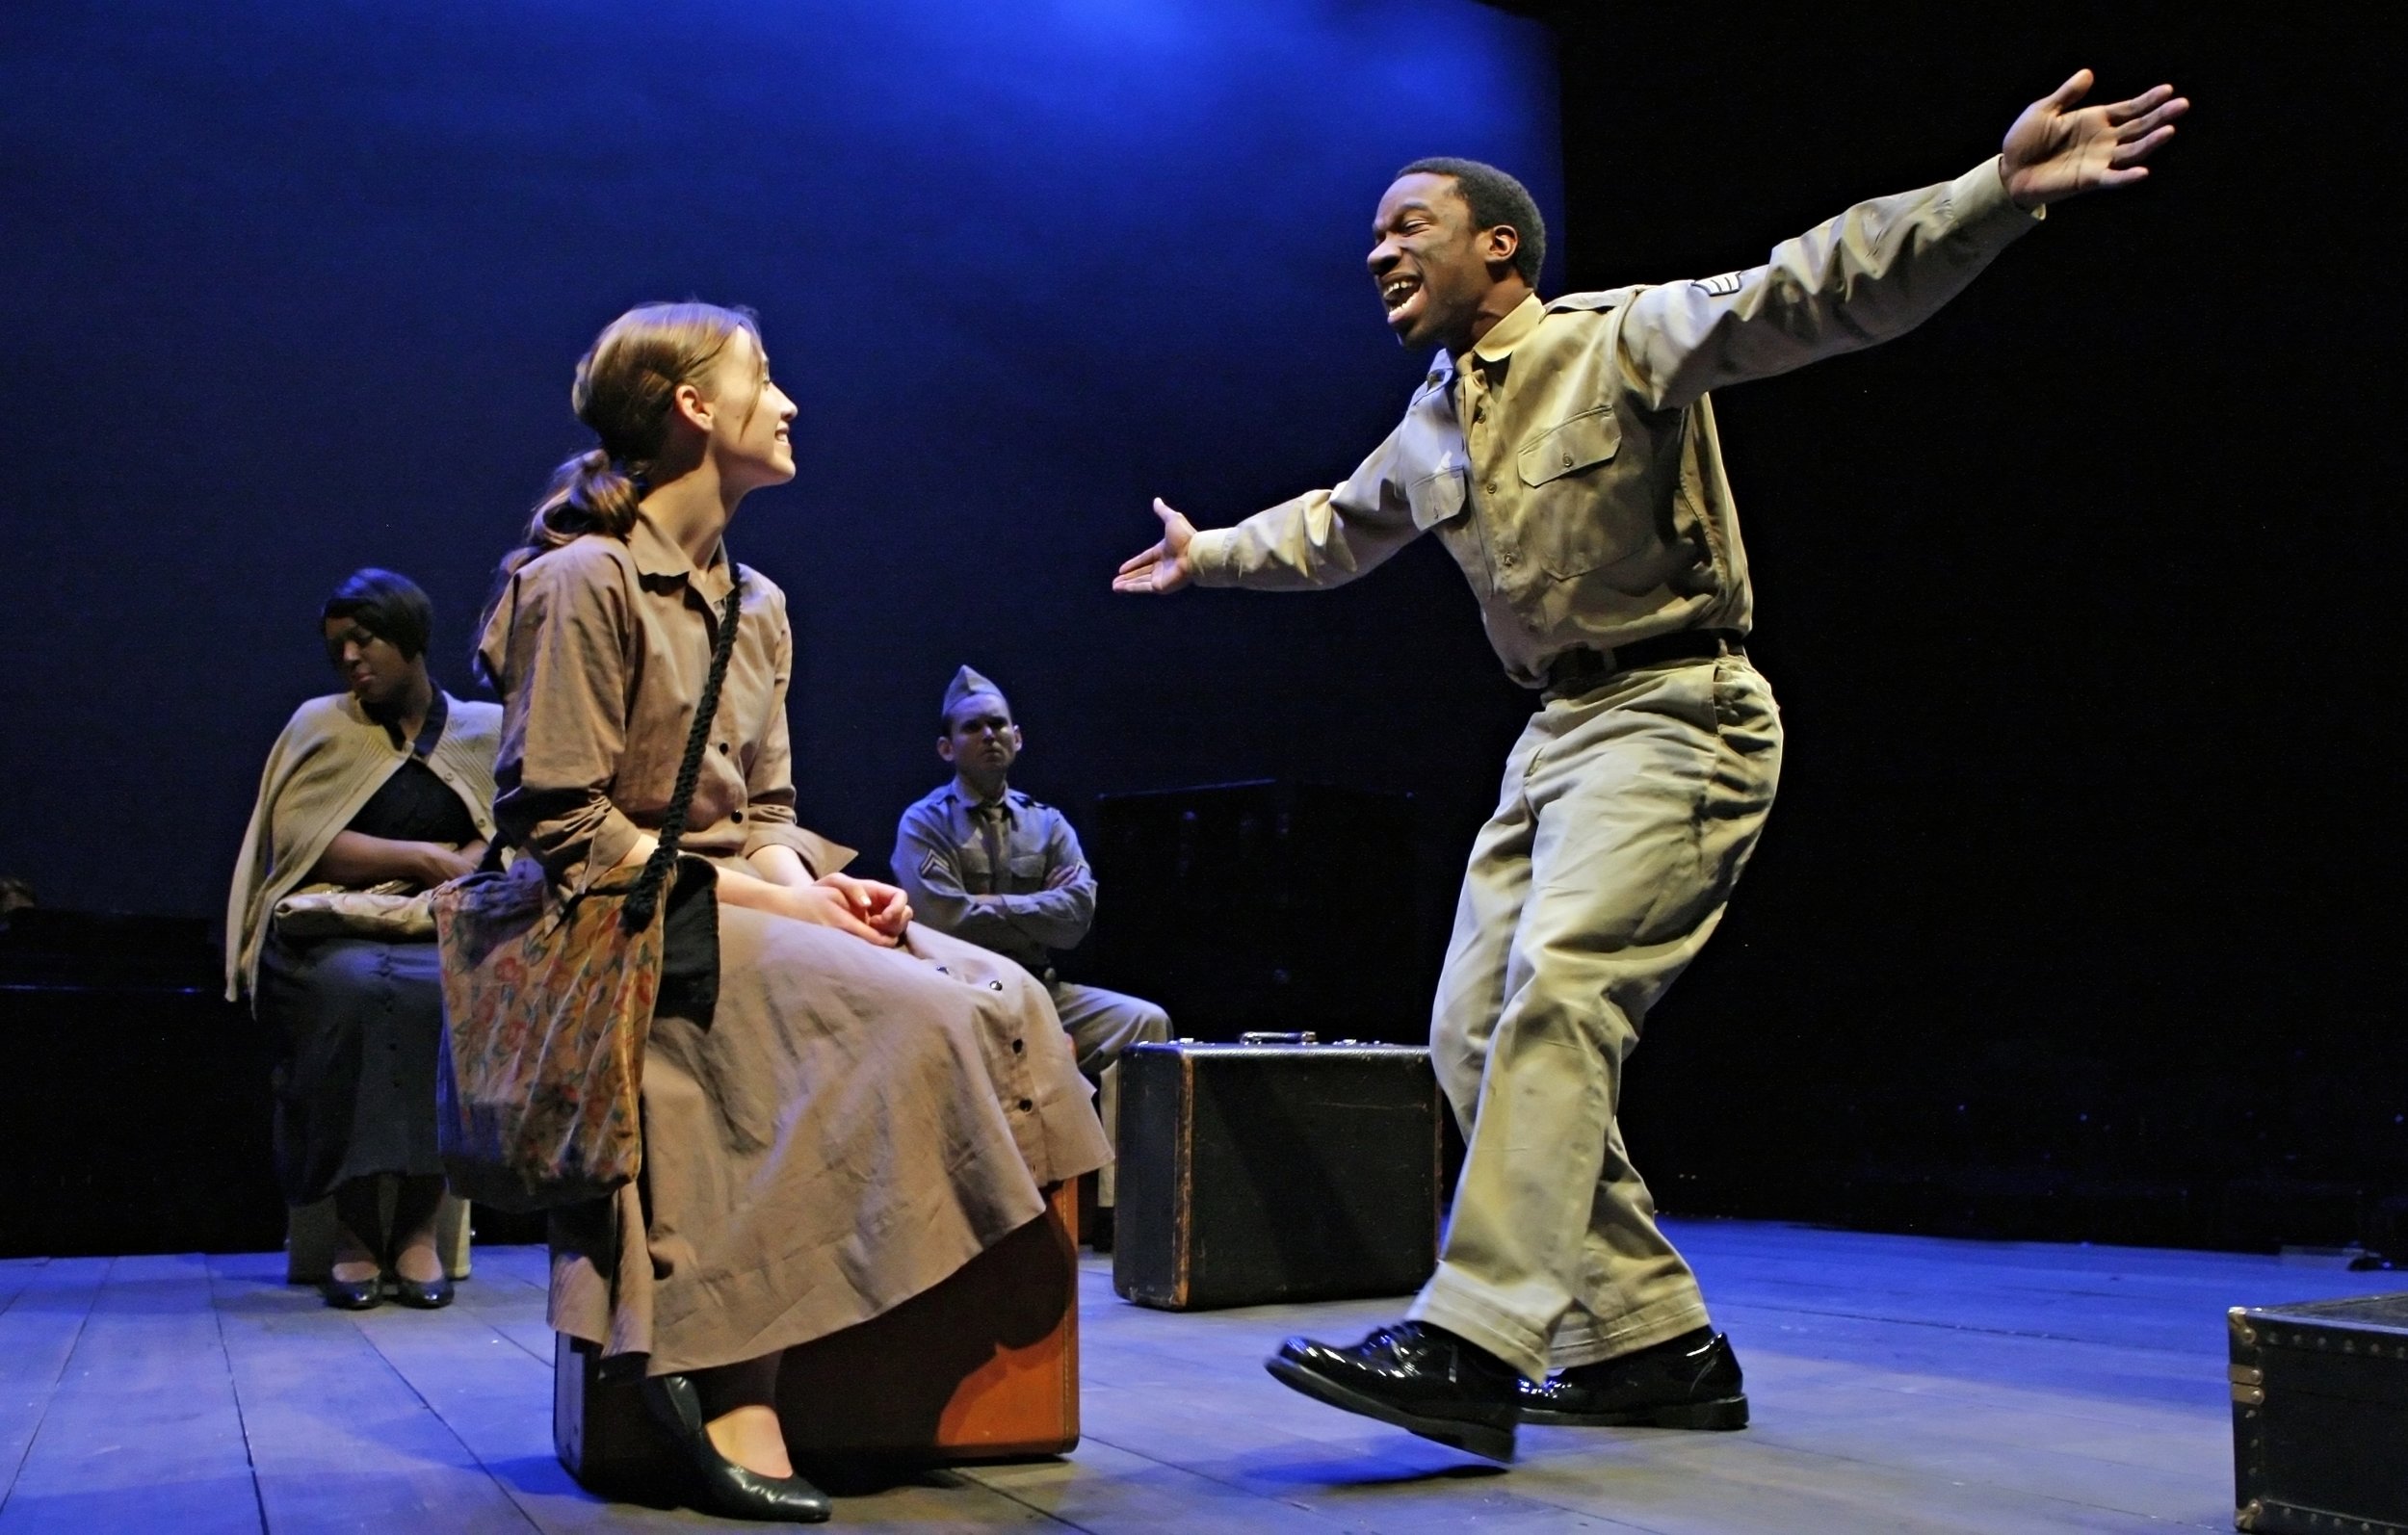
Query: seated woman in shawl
[
  {"left": 225, "top": 568, "right": 501, "bottom": 1310},
  {"left": 474, "top": 302, "right": 1107, "bottom": 1524}
]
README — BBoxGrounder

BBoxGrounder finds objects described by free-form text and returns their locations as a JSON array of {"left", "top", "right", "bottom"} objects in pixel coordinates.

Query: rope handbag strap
[{"left": 622, "top": 570, "right": 745, "bottom": 931}]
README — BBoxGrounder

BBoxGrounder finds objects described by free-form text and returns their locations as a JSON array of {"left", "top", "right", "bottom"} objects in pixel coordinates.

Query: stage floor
[{"left": 0, "top": 1218, "right": 2385, "bottom": 1532}]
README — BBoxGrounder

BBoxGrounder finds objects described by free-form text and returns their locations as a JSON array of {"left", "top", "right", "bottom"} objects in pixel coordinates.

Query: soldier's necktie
[{"left": 973, "top": 802, "right": 1008, "bottom": 892}]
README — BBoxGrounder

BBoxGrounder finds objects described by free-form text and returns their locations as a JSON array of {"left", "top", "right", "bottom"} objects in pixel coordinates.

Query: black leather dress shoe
[
  {"left": 1265, "top": 1321, "right": 1523, "bottom": 1462},
  {"left": 641, "top": 1373, "right": 832, "bottom": 1523},
  {"left": 1519, "top": 1327, "right": 1749, "bottom": 1429},
  {"left": 389, "top": 1274, "right": 455, "bottom": 1310},
  {"left": 319, "top": 1274, "right": 381, "bottom": 1311}
]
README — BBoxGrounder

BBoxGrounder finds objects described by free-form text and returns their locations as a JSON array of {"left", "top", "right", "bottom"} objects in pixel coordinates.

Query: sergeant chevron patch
[{"left": 1696, "top": 272, "right": 1743, "bottom": 297}]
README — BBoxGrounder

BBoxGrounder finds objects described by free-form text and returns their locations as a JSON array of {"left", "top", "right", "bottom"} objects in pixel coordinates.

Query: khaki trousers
[
  {"left": 1049, "top": 980, "right": 1170, "bottom": 1208},
  {"left": 1407, "top": 655, "right": 1780, "bottom": 1381}
]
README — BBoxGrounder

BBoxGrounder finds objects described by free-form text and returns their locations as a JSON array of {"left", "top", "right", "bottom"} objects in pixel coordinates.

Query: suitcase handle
[{"left": 1236, "top": 1030, "right": 1319, "bottom": 1046}]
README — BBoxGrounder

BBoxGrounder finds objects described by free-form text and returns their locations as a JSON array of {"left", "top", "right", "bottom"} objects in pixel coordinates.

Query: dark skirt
[{"left": 254, "top": 928, "right": 444, "bottom": 1205}]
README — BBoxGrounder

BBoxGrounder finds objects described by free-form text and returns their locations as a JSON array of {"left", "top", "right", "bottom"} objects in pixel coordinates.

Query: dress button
[
  {"left": 1560, "top": 450, "right": 1573, "bottom": 467},
  {"left": 1017, "top": 1098, "right": 1034, "bottom": 1112},
  {"left": 987, "top": 979, "right": 1005, "bottom": 991},
  {"left": 1502, "top": 551, "right": 1517, "bottom": 566},
  {"left": 1011, "top": 1038, "right": 1025, "bottom": 1054},
  {"left": 731, "top": 809, "right": 745, "bottom": 820},
  {"left": 1484, "top": 480, "right": 1498, "bottom": 495},
  {"left": 718, "top": 742, "right": 730, "bottom": 754}
]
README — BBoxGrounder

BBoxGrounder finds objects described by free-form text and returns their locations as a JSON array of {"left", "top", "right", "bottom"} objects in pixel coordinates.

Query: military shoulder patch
[
  {"left": 1696, "top": 272, "right": 1744, "bottom": 298},
  {"left": 919, "top": 849, "right": 948, "bottom": 879}
]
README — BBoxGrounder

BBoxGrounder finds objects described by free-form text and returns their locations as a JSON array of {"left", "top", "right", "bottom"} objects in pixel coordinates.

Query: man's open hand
[
  {"left": 1112, "top": 498, "right": 1197, "bottom": 595},
  {"left": 2002, "top": 70, "right": 2188, "bottom": 210}
]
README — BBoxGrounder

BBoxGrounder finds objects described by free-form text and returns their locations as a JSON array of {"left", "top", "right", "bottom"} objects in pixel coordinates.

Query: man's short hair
[
  {"left": 1396, "top": 157, "right": 1546, "bottom": 287},
  {"left": 323, "top": 568, "right": 433, "bottom": 661}
]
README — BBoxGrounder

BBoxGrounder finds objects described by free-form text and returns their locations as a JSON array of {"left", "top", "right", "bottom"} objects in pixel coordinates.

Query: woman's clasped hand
[{"left": 771, "top": 873, "right": 912, "bottom": 946}]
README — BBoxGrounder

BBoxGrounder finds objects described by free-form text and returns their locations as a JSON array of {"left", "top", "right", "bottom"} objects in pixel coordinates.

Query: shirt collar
[
  {"left": 947, "top": 781, "right": 1014, "bottom": 818},
  {"left": 410, "top": 688, "right": 451, "bottom": 758},
  {"left": 1467, "top": 292, "right": 1547, "bottom": 366},
  {"left": 354, "top": 684, "right": 449, "bottom": 756},
  {"left": 627, "top": 509, "right": 735, "bottom": 604}
]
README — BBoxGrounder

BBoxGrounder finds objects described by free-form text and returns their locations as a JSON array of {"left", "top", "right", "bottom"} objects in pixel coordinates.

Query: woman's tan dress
[{"left": 477, "top": 514, "right": 1108, "bottom": 1375}]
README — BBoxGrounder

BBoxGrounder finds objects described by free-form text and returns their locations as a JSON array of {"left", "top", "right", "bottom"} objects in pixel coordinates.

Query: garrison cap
[{"left": 943, "top": 664, "right": 1008, "bottom": 720}]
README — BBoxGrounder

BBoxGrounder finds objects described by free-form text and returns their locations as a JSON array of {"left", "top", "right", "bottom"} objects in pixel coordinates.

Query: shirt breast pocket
[
  {"left": 1006, "top": 852, "right": 1050, "bottom": 894},
  {"left": 1516, "top": 405, "right": 1633, "bottom": 578},
  {"left": 1406, "top": 464, "right": 1468, "bottom": 531}
]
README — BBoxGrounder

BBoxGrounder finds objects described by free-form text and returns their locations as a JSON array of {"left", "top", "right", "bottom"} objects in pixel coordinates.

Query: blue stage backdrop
[{"left": 0, "top": 0, "right": 1557, "bottom": 922}]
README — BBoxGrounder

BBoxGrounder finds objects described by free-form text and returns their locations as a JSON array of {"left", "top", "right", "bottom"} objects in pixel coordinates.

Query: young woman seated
[{"left": 473, "top": 302, "right": 1108, "bottom": 1523}]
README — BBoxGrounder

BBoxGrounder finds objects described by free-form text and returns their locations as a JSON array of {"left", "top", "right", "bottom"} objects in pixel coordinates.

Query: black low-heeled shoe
[
  {"left": 388, "top": 1274, "right": 455, "bottom": 1310},
  {"left": 319, "top": 1273, "right": 382, "bottom": 1311},
  {"left": 640, "top": 1372, "right": 831, "bottom": 1523}
]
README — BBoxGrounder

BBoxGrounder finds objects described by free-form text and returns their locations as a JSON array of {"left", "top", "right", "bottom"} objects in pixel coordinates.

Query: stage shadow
[
  {"left": 783, "top": 1461, "right": 1001, "bottom": 1499},
  {"left": 1235, "top": 1450, "right": 1510, "bottom": 1490},
  {"left": 211, "top": 1286, "right": 324, "bottom": 1315}
]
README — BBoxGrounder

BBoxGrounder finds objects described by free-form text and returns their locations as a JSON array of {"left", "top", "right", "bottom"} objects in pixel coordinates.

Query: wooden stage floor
[{"left": 0, "top": 1218, "right": 2385, "bottom": 1532}]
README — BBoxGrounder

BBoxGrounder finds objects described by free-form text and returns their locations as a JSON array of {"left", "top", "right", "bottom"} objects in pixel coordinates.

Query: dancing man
[{"left": 1112, "top": 72, "right": 2185, "bottom": 1463}]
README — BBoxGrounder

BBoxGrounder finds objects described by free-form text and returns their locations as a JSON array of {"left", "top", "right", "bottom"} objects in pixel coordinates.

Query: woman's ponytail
[{"left": 522, "top": 447, "right": 644, "bottom": 554}]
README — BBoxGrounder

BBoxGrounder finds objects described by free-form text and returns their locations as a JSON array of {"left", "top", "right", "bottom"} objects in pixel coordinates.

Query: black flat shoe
[
  {"left": 319, "top": 1274, "right": 382, "bottom": 1311},
  {"left": 641, "top": 1373, "right": 831, "bottom": 1523},
  {"left": 1518, "top": 1327, "right": 1749, "bottom": 1429},
  {"left": 389, "top": 1274, "right": 455, "bottom": 1310},
  {"left": 1265, "top": 1320, "right": 1523, "bottom": 1462}
]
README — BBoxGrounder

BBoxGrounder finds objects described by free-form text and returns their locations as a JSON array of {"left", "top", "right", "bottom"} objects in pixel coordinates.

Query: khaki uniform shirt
[
  {"left": 892, "top": 783, "right": 1096, "bottom": 975},
  {"left": 1189, "top": 159, "right": 2043, "bottom": 686},
  {"left": 476, "top": 513, "right": 851, "bottom": 891}
]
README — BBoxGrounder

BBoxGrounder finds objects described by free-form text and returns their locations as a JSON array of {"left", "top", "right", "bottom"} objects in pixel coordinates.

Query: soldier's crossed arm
[{"left": 891, "top": 813, "right": 1009, "bottom": 946}]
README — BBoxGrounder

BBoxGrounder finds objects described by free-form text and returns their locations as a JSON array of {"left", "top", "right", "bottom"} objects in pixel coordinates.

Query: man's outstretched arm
[
  {"left": 1627, "top": 71, "right": 2187, "bottom": 413},
  {"left": 1113, "top": 420, "right": 1424, "bottom": 596}
]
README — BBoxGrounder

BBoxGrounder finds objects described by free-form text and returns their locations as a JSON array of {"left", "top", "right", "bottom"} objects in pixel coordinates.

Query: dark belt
[{"left": 1543, "top": 629, "right": 1746, "bottom": 697}]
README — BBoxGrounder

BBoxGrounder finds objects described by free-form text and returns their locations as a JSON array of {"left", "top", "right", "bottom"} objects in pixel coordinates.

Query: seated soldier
[{"left": 894, "top": 666, "right": 1169, "bottom": 1235}]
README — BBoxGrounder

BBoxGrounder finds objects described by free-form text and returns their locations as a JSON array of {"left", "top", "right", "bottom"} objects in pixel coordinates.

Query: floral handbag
[{"left": 429, "top": 574, "right": 741, "bottom": 1211}]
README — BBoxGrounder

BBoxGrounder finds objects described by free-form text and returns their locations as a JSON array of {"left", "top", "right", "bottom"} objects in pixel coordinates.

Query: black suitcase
[
  {"left": 2230, "top": 1292, "right": 2408, "bottom": 1532},
  {"left": 1112, "top": 1036, "right": 1442, "bottom": 1311}
]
